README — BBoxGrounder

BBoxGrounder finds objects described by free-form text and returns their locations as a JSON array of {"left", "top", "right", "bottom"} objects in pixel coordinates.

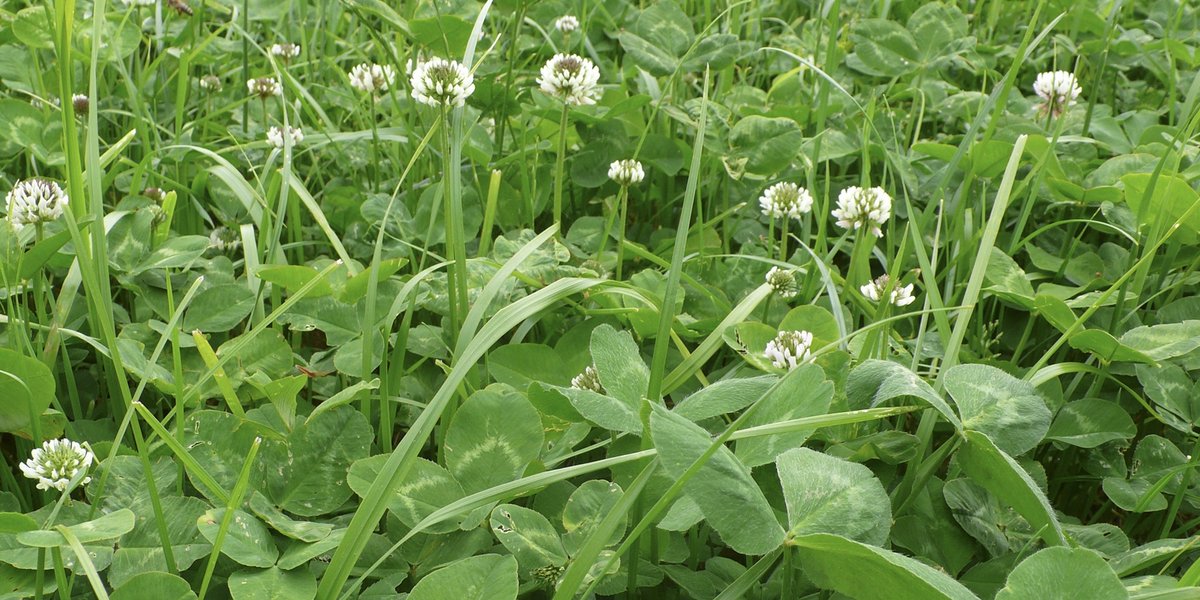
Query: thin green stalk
[
  {"left": 478, "top": 169, "right": 502, "bottom": 256},
  {"left": 51, "top": 548, "right": 69, "bottom": 600},
  {"left": 361, "top": 115, "right": 443, "bottom": 407},
  {"left": 443, "top": 106, "right": 469, "bottom": 344},
  {"left": 54, "top": 527, "right": 108, "bottom": 600},
  {"left": 596, "top": 185, "right": 628, "bottom": 271},
  {"left": 197, "top": 436, "right": 261, "bottom": 600},
  {"left": 646, "top": 68, "right": 710, "bottom": 403},
  {"left": 616, "top": 191, "right": 630, "bottom": 280},
  {"left": 129, "top": 411, "right": 178, "bottom": 573},
  {"left": 552, "top": 103, "right": 570, "bottom": 237}
]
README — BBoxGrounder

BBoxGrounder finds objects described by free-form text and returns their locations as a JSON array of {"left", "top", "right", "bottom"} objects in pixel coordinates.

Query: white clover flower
[
  {"left": 608, "top": 159, "right": 645, "bottom": 186},
  {"left": 1033, "top": 70, "right": 1081, "bottom": 115},
  {"left": 555, "top": 15, "right": 580, "bottom": 33},
  {"left": 32, "top": 96, "right": 60, "bottom": 110},
  {"left": 208, "top": 226, "right": 241, "bottom": 252},
  {"left": 349, "top": 63, "right": 397, "bottom": 94},
  {"left": 480, "top": 116, "right": 497, "bottom": 136},
  {"left": 19, "top": 439, "right": 94, "bottom": 492},
  {"left": 765, "top": 267, "right": 798, "bottom": 299},
  {"left": 538, "top": 53, "right": 601, "bottom": 106},
  {"left": 199, "top": 75, "right": 222, "bottom": 92},
  {"left": 764, "top": 330, "right": 813, "bottom": 370},
  {"left": 247, "top": 76, "right": 281, "bottom": 99},
  {"left": 759, "top": 182, "right": 813, "bottom": 221},
  {"left": 6, "top": 179, "right": 68, "bottom": 228},
  {"left": 410, "top": 58, "right": 475, "bottom": 108},
  {"left": 122, "top": 0, "right": 155, "bottom": 6},
  {"left": 266, "top": 126, "right": 304, "bottom": 148},
  {"left": 860, "top": 274, "right": 915, "bottom": 307},
  {"left": 71, "top": 94, "right": 89, "bottom": 115},
  {"left": 833, "top": 186, "right": 891, "bottom": 237},
  {"left": 571, "top": 365, "right": 605, "bottom": 394},
  {"left": 270, "top": 43, "right": 301, "bottom": 59}
]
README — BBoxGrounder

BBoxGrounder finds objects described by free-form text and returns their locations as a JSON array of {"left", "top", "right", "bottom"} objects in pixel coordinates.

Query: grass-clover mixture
[{"left": 2, "top": 0, "right": 1200, "bottom": 598}]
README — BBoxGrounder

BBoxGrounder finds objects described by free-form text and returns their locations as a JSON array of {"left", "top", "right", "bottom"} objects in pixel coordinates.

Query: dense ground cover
[{"left": 2, "top": 0, "right": 1200, "bottom": 597}]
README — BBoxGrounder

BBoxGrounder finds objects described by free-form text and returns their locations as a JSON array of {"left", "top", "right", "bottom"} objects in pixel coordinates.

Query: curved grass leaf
[
  {"left": 794, "top": 533, "right": 980, "bottom": 600},
  {"left": 957, "top": 430, "right": 1066, "bottom": 547}
]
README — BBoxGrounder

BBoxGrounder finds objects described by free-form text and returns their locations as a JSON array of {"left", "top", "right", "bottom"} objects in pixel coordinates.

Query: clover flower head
[
  {"left": 349, "top": 63, "right": 397, "bottom": 94},
  {"left": 766, "top": 267, "right": 798, "bottom": 299},
  {"left": 266, "top": 126, "right": 304, "bottom": 149},
  {"left": 72, "top": 94, "right": 89, "bottom": 116},
  {"left": 122, "top": 0, "right": 155, "bottom": 6},
  {"left": 6, "top": 179, "right": 68, "bottom": 228},
  {"left": 19, "top": 439, "right": 94, "bottom": 492},
  {"left": 555, "top": 15, "right": 579, "bottom": 33},
  {"left": 270, "top": 43, "right": 301, "bottom": 60},
  {"left": 532, "top": 565, "right": 566, "bottom": 589},
  {"left": 860, "top": 274, "right": 915, "bottom": 307},
  {"left": 1033, "top": 70, "right": 1081, "bottom": 115},
  {"left": 32, "top": 96, "right": 60, "bottom": 110},
  {"left": 759, "top": 182, "right": 813, "bottom": 221},
  {"left": 570, "top": 365, "right": 605, "bottom": 394},
  {"left": 199, "top": 75, "right": 222, "bottom": 92},
  {"left": 410, "top": 58, "right": 475, "bottom": 108},
  {"left": 764, "top": 330, "right": 813, "bottom": 370},
  {"left": 405, "top": 56, "right": 425, "bottom": 75},
  {"left": 833, "top": 186, "right": 891, "bottom": 237},
  {"left": 208, "top": 226, "right": 241, "bottom": 252},
  {"left": 538, "top": 53, "right": 601, "bottom": 106},
  {"left": 608, "top": 159, "right": 645, "bottom": 186},
  {"left": 247, "top": 76, "right": 281, "bottom": 99}
]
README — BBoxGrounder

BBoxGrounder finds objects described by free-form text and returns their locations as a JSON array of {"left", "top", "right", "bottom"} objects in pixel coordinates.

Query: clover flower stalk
[
  {"left": 596, "top": 160, "right": 645, "bottom": 279},
  {"left": 20, "top": 439, "right": 94, "bottom": 493},
  {"left": 348, "top": 62, "right": 396, "bottom": 188},
  {"left": 1033, "top": 70, "right": 1081, "bottom": 118},
  {"left": 759, "top": 182, "right": 812, "bottom": 260},
  {"left": 764, "top": 330, "right": 814, "bottom": 370},
  {"left": 538, "top": 54, "right": 600, "bottom": 240},
  {"left": 410, "top": 57, "right": 476, "bottom": 342}
]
